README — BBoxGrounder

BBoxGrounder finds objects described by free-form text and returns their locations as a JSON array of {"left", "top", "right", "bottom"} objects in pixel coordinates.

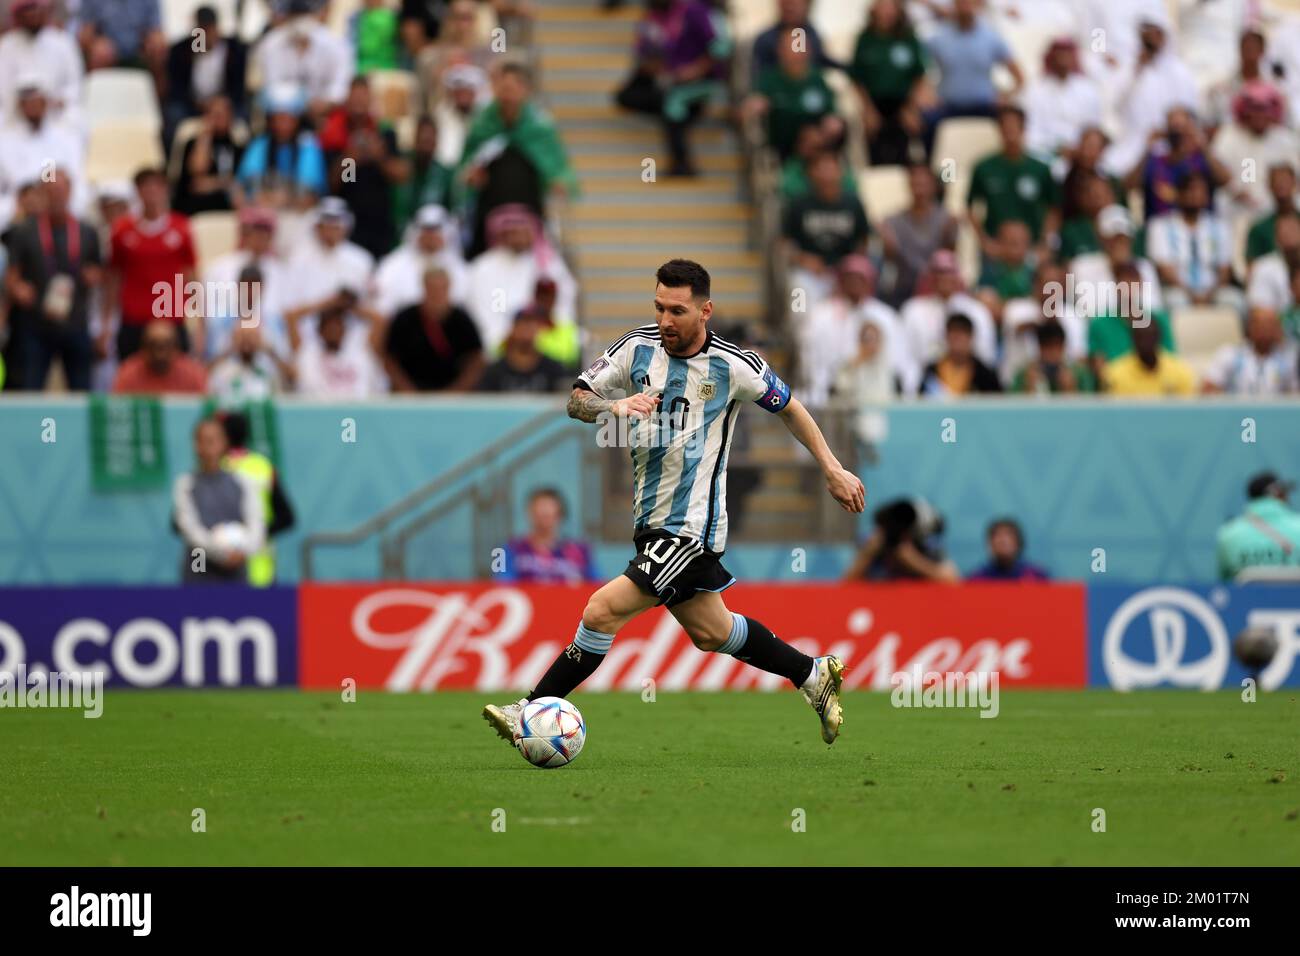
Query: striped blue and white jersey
[{"left": 575, "top": 325, "right": 792, "bottom": 552}]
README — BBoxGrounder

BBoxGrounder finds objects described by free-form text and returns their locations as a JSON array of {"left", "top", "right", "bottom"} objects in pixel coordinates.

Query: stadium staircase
[{"left": 535, "top": 1, "right": 853, "bottom": 543}]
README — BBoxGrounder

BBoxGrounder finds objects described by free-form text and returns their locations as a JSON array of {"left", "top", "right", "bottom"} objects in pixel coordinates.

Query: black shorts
[{"left": 622, "top": 530, "right": 736, "bottom": 608}]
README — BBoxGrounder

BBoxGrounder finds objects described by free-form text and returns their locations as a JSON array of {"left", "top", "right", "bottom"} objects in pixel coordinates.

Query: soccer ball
[
  {"left": 514, "top": 697, "right": 586, "bottom": 769},
  {"left": 1233, "top": 626, "right": 1279, "bottom": 671},
  {"left": 209, "top": 522, "right": 254, "bottom": 558}
]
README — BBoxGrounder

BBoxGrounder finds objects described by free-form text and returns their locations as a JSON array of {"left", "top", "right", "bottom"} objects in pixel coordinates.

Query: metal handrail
[{"left": 299, "top": 401, "right": 564, "bottom": 579}]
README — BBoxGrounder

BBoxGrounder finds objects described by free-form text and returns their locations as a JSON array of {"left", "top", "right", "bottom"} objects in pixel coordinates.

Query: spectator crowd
[{"left": 0, "top": 0, "right": 580, "bottom": 398}]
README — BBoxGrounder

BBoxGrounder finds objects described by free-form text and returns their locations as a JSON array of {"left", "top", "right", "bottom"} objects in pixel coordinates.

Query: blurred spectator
[
  {"left": 78, "top": 0, "right": 165, "bottom": 76},
  {"left": 393, "top": 116, "right": 454, "bottom": 232},
  {"left": 878, "top": 162, "right": 956, "bottom": 307},
  {"left": 1202, "top": 307, "right": 1299, "bottom": 396},
  {"left": 291, "top": 298, "right": 386, "bottom": 397},
  {"left": 967, "top": 105, "right": 1057, "bottom": 259},
  {"left": 3, "top": 170, "right": 101, "bottom": 390},
  {"left": 324, "top": 78, "right": 401, "bottom": 258},
  {"left": 163, "top": 5, "right": 248, "bottom": 148},
  {"left": 282, "top": 198, "right": 376, "bottom": 324},
  {"left": 415, "top": 0, "right": 490, "bottom": 110},
  {"left": 208, "top": 323, "right": 292, "bottom": 403},
  {"left": 900, "top": 249, "right": 996, "bottom": 369},
  {"left": 236, "top": 84, "right": 328, "bottom": 210},
  {"left": 1101, "top": 320, "right": 1196, "bottom": 397},
  {"left": 1010, "top": 320, "right": 1095, "bottom": 395},
  {"left": 173, "top": 95, "right": 246, "bottom": 216},
  {"left": 1086, "top": 261, "right": 1175, "bottom": 380},
  {"left": 848, "top": 0, "right": 927, "bottom": 166},
  {"left": 833, "top": 320, "right": 894, "bottom": 460},
  {"left": 1246, "top": 210, "right": 1300, "bottom": 312},
  {"left": 1175, "top": 0, "right": 1253, "bottom": 97},
  {"left": 1109, "top": 14, "right": 1200, "bottom": 177},
  {"left": 750, "top": 0, "right": 834, "bottom": 85},
  {"left": 202, "top": 209, "right": 289, "bottom": 360},
  {"left": 974, "top": 219, "right": 1034, "bottom": 324},
  {"left": 1126, "top": 107, "right": 1227, "bottom": 223},
  {"left": 1244, "top": 163, "right": 1298, "bottom": 264},
  {"left": 1146, "top": 171, "right": 1242, "bottom": 313},
  {"left": 922, "top": 0, "right": 1021, "bottom": 148},
  {"left": 1056, "top": 168, "right": 1113, "bottom": 262},
  {"left": 967, "top": 518, "right": 1049, "bottom": 580},
  {"left": 354, "top": 0, "right": 402, "bottom": 73},
  {"left": 917, "top": 312, "right": 1001, "bottom": 397},
  {"left": 104, "top": 168, "right": 198, "bottom": 360},
  {"left": 86, "top": 181, "right": 130, "bottom": 391},
  {"left": 1206, "top": 27, "right": 1270, "bottom": 130},
  {"left": 1023, "top": 37, "right": 1101, "bottom": 163},
  {"left": 843, "top": 496, "right": 959, "bottom": 582},
  {"left": 457, "top": 62, "right": 578, "bottom": 256},
  {"left": 375, "top": 203, "right": 467, "bottom": 318},
  {"left": 0, "top": 0, "right": 83, "bottom": 128},
  {"left": 1070, "top": 205, "right": 1164, "bottom": 317},
  {"left": 172, "top": 417, "right": 263, "bottom": 585},
  {"left": 465, "top": 204, "right": 576, "bottom": 355},
  {"left": 618, "top": 0, "right": 733, "bottom": 175},
  {"left": 0, "top": 77, "right": 86, "bottom": 234},
  {"left": 219, "top": 410, "right": 295, "bottom": 587},
  {"left": 778, "top": 123, "right": 856, "bottom": 201},
  {"left": 478, "top": 307, "right": 570, "bottom": 393},
  {"left": 384, "top": 266, "right": 483, "bottom": 391},
  {"left": 112, "top": 319, "right": 207, "bottom": 393},
  {"left": 801, "top": 255, "right": 912, "bottom": 404},
  {"left": 1001, "top": 260, "right": 1087, "bottom": 385},
  {"left": 1216, "top": 471, "right": 1300, "bottom": 581},
  {"left": 782, "top": 151, "right": 869, "bottom": 304},
  {"left": 435, "top": 64, "right": 489, "bottom": 168},
  {"left": 400, "top": 0, "right": 446, "bottom": 56},
  {"left": 254, "top": 5, "right": 354, "bottom": 122},
  {"left": 1210, "top": 81, "right": 1297, "bottom": 229},
  {"left": 1284, "top": 267, "right": 1300, "bottom": 342},
  {"left": 744, "top": 25, "right": 840, "bottom": 161},
  {"left": 500, "top": 488, "right": 596, "bottom": 583}
]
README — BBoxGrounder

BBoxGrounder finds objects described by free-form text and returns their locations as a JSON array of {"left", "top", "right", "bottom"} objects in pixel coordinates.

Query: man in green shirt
[
  {"left": 1217, "top": 472, "right": 1300, "bottom": 580},
  {"left": 967, "top": 105, "right": 1059, "bottom": 257},
  {"left": 751, "top": 28, "right": 840, "bottom": 159},
  {"left": 1244, "top": 163, "right": 1298, "bottom": 263},
  {"left": 1086, "top": 260, "right": 1176, "bottom": 376}
]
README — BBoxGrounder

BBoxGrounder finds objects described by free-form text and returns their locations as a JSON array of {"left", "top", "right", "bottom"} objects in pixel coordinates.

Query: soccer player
[{"left": 484, "top": 259, "right": 865, "bottom": 745}]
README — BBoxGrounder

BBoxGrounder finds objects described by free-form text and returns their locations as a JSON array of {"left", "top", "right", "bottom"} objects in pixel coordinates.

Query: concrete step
[
  {"left": 576, "top": 176, "right": 740, "bottom": 197},
  {"left": 569, "top": 223, "right": 750, "bottom": 245},
  {"left": 573, "top": 152, "right": 742, "bottom": 172},
  {"left": 569, "top": 201, "right": 751, "bottom": 221},
  {"left": 562, "top": 126, "right": 733, "bottom": 147},
  {"left": 535, "top": 4, "right": 640, "bottom": 22},
  {"left": 577, "top": 249, "right": 762, "bottom": 270}
]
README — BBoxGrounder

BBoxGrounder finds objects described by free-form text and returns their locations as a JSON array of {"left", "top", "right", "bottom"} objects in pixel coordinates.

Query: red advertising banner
[{"left": 298, "top": 582, "right": 1086, "bottom": 691}]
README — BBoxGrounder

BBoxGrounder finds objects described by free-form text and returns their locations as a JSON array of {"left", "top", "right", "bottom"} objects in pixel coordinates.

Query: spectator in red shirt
[
  {"left": 112, "top": 319, "right": 207, "bottom": 394},
  {"left": 101, "top": 167, "right": 199, "bottom": 362}
]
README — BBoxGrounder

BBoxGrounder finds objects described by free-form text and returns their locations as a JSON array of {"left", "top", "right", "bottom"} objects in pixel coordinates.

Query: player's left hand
[{"left": 826, "top": 467, "right": 866, "bottom": 513}]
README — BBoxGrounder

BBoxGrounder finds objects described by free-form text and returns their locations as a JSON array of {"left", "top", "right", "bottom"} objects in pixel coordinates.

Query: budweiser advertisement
[{"left": 298, "top": 583, "right": 1087, "bottom": 691}]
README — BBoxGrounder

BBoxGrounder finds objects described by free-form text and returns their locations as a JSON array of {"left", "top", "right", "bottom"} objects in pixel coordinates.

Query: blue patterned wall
[{"left": 0, "top": 397, "right": 1294, "bottom": 584}]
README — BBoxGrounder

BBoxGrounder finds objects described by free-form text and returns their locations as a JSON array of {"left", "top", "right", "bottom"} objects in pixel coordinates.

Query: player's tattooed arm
[{"left": 567, "top": 387, "right": 659, "bottom": 423}]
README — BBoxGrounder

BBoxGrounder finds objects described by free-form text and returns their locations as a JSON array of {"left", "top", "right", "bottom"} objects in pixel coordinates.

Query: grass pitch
[{"left": 1, "top": 689, "right": 1296, "bottom": 866}]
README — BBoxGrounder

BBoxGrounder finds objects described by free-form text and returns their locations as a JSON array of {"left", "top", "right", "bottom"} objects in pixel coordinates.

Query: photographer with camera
[{"left": 843, "top": 496, "right": 960, "bottom": 582}]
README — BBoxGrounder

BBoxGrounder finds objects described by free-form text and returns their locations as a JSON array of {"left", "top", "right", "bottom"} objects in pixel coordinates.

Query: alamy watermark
[
  {"left": 890, "top": 670, "right": 1000, "bottom": 718},
  {"left": 0, "top": 665, "right": 103, "bottom": 718}
]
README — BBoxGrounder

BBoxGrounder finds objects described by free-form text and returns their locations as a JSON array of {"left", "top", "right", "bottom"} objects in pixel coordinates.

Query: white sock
[{"left": 800, "top": 658, "right": 822, "bottom": 692}]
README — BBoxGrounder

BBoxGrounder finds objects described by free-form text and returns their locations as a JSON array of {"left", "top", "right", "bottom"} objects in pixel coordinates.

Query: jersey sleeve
[
  {"left": 733, "top": 353, "right": 792, "bottom": 413},
  {"left": 572, "top": 343, "right": 632, "bottom": 399}
]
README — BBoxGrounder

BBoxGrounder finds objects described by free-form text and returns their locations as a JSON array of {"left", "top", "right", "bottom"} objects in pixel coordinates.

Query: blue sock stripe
[
  {"left": 573, "top": 622, "right": 615, "bottom": 655},
  {"left": 717, "top": 613, "right": 748, "bottom": 655}
]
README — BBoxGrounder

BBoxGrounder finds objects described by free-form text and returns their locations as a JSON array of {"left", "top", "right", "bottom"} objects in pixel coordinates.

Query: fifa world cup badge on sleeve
[
  {"left": 758, "top": 367, "right": 790, "bottom": 412},
  {"left": 583, "top": 356, "right": 610, "bottom": 379}
]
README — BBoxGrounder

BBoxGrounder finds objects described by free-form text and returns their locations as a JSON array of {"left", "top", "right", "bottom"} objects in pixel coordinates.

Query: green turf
[{"left": 1, "top": 689, "right": 1296, "bottom": 865}]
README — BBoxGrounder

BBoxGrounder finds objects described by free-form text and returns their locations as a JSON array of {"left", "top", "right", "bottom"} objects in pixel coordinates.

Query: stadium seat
[
  {"left": 85, "top": 122, "right": 165, "bottom": 184},
  {"left": 190, "top": 211, "right": 240, "bottom": 274},
  {"left": 328, "top": 0, "right": 364, "bottom": 37},
  {"left": 1171, "top": 305, "right": 1243, "bottom": 374},
  {"left": 368, "top": 70, "right": 418, "bottom": 124},
  {"left": 858, "top": 165, "right": 910, "bottom": 228},
  {"left": 729, "top": 0, "right": 777, "bottom": 42},
  {"left": 931, "top": 117, "right": 1000, "bottom": 217},
  {"left": 167, "top": 118, "right": 205, "bottom": 184},
  {"left": 84, "top": 69, "right": 162, "bottom": 132}
]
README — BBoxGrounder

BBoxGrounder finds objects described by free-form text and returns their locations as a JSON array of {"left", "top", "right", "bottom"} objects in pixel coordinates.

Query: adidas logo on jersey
[{"left": 637, "top": 562, "right": 652, "bottom": 574}]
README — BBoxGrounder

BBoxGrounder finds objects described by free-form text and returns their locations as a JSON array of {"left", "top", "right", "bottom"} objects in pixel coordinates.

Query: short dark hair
[
  {"left": 945, "top": 312, "right": 974, "bottom": 335},
  {"left": 656, "top": 259, "right": 710, "bottom": 300},
  {"left": 133, "top": 167, "right": 167, "bottom": 188},
  {"left": 1036, "top": 320, "right": 1066, "bottom": 347},
  {"left": 529, "top": 487, "right": 566, "bottom": 516},
  {"left": 996, "top": 104, "right": 1026, "bottom": 126},
  {"left": 497, "top": 61, "right": 533, "bottom": 85},
  {"left": 220, "top": 410, "right": 250, "bottom": 449}
]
